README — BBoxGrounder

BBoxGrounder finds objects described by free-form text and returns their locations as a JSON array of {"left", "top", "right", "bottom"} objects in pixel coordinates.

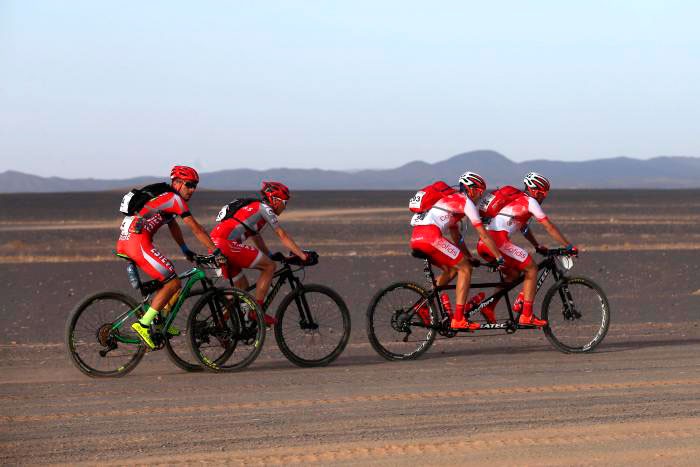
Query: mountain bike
[
  {"left": 366, "top": 248, "right": 610, "bottom": 360},
  {"left": 66, "top": 254, "right": 264, "bottom": 377},
  {"left": 190, "top": 251, "right": 351, "bottom": 369}
]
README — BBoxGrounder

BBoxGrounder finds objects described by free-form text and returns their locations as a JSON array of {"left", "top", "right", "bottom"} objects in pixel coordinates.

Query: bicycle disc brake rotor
[{"left": 391, "top": 309, "right": 412, "bottom": 333}]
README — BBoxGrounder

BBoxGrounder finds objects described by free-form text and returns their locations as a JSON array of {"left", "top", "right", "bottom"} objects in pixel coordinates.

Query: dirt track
[{"left": 1, "top": 190, "right": 700, "bottom": 465}]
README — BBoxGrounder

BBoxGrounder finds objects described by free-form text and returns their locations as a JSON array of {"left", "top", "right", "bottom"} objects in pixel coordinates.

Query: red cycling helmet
[
  {"left": 170, "top": 165, "right": 200, "bottom": 183},
  {"left": 523, "top": 172, "right": 550, "bottom": 196},
  {"left": 458, "top": 171, "right": 487, "bottom": 192},
  {"left": 261, "top": 181, "right": 290, "bottom": 203}
]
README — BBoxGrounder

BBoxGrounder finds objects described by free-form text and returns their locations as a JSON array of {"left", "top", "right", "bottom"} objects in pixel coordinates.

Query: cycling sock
[
  {"left": 139, "top": 306, "right": 159, "bottom": 326},
  {"left": 521, "top": 300, "right": 534, "bottom": 317},
  {"left": 453, "top": 303, "right": 466, "bottom": 322}
]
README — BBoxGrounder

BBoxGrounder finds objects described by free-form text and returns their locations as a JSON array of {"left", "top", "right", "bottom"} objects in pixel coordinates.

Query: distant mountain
[{"left": 2, "top": 151, "right": 700, "bottom": 193}]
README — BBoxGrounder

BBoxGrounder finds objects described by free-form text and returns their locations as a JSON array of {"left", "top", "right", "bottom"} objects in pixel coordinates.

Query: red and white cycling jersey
[
  {"left": 410, "top": 192, "right": 483, "bottom": 235},
  {"left": 210, "top": 200, "right": 280, "bottom": 243},
  {"left": 118, "top": 192, "right": 191, "bottom": 241},
  {"left": 116, "top": 191, "right": 191, "bottom": 282},
  {"left": 486, "top": 194, "right": 547, "bottom": 235}
]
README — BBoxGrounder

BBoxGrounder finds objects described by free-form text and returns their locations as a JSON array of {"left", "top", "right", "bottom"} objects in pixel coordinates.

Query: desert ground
[{"left": 1, "top": 189, "right": 699, "bottom": 465}]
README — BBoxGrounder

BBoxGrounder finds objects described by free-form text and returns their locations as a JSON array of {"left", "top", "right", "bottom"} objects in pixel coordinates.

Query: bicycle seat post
[{"left": 423, "top": 259, "right": 437, "bottom": 291}]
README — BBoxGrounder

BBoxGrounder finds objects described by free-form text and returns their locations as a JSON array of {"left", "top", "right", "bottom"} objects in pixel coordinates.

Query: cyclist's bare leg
[
  {"left": 150, "top": 278, "right": 181, "bottom": 311},
  {"left": 521, "top": 261, "right": 537, "bottom": 302},
  {"left": 233, "top": 256, "right": 275, "bottom": 304},
  {"left": 435, "top": 267, "right": 457, "bottom": 288},
  {"left": 453, "top": 258, "right": 473, "bottom": 306}
]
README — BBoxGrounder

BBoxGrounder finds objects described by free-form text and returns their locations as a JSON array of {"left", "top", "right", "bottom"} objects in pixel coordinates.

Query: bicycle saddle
[{"left": 410, "top": 250, "right": 430, "bottom": 260}]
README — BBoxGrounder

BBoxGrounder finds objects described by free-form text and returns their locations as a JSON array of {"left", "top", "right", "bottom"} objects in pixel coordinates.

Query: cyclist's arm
[
  {"left": 449, "top": 224, "right": 471, "bottom": 257},
  {"left": 273, "top": 226, "right": 307, "bottom": 260},
  {"left": 539, "top": 218, "right": 570, "bottom": 247},
  {"left": 473, "top": 224, "right": 504, "bottom": 262},
  {"left": 167, "top": 220, "right": 187, "bottom": 249},
  {"left": 181, "top": 216, "right": 217, "bottom": 251},
  {"left": 522, "top": 225, "right": 540, "bottom": 248},
  {"left": 251, "top": 234, "right": 271, "bottom": 256}
]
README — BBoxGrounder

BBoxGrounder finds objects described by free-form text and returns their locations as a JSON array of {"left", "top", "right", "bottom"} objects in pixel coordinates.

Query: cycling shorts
[
  {"left": 477, "top": 230, "right": 532, "bottom": 271},
  {"left": 116, "top": 236, "right": 177, "bottom": 282},
  {"left": 409, "top": 225, "right": 464, "bottom": 268},
  {"left": 212, "top": 238, "right": 264, "bottom": 281}
]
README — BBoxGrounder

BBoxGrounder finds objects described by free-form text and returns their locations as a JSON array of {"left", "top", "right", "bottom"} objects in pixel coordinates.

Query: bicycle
[
  {"left": 366, "top": 248, "right": 610, "bottom": 360},
  {"left": 66, "top": 253, "right": 264, "bottom": 377},
  {"left": 190, "top": 250, "right": 351, "bottom": 369}
]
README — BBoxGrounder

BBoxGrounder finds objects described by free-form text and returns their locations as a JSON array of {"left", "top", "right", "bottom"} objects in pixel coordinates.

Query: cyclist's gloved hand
[
  {"left": 496, "top": 257, "right": 505, "bottom": 268},
  {"left": 535, "top": 245, "right": 549, "bottom": 255},
  {"left": 211, "top": 248, "right": 227, "bottom": 266},
  {"left": 302, "top": 250, "right": 319, "bottom": 266},
  {"left": 180, "top": 244, "right": 197, "bottom": 262},
  {"left": 565, "top": 244, "right": 579, "bottom": 257}
]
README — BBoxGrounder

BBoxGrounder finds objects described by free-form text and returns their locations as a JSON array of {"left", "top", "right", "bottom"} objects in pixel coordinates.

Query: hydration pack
[
  {"left": 119, "top": 183, "right": 175, "bottom": 216},
  {"left": 215, "top": 198, "right": 260, "bottom": 233},
  {"left": 408, "top": 181, "right": 456, "bottom": 213},
  {"left": 477, "top": 185, "right": 522, "bottom": 220}
]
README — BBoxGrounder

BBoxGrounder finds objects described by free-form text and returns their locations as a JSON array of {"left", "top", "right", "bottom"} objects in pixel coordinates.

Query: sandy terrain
[{"left": 1, "top": 190, "right": 699, "bottom": 465}]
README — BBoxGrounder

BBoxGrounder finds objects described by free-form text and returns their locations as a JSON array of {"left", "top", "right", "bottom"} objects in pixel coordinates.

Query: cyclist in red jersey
[
  {"left": 210, "top": 181, "right": 308, "bottom": 326},
  {"left": 476, "top": 172, "right": 577, "bottom": 327},
  {"left": 116, "top": 166, "right": 226, "bottom": 348},
  {"left": 410, "top": 172, "right": 504, "bottom": 330}
]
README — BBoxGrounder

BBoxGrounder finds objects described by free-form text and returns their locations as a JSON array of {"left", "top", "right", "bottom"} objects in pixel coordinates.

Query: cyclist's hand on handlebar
[
  {"left": 211, "top": 248, "right": 227, "bottom": 266},
  {"left": 301, "top": 250, "right": 319, "bottom": 266},
  {"left": 535, "top": 245, "right": 549, "bottom": 255},
  {"left": 180, "top": 245, "right": 197, "bottom": 262},
  {"left": 496, "top": 257, "right": 505, "bottom": 267},
  {"left": 566, "top": 244, "right": 579, "bottom": 257}
]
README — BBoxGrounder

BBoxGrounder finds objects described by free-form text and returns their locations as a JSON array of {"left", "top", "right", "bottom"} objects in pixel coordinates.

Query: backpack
[
  {"left": 119, "top": 183, "right": 175, "bottom": 216},
  {"left": 408, "top": 181, "right": 456, "bottom": 213},
  {"left": 215, "top": 198, "right": 260, "bottom": 234},
  {"left": 477, "top": 185, "right": 522, "bottom": 220}
]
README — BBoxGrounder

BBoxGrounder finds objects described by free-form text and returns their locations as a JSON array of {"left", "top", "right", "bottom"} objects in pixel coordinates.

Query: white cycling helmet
[
  {"left": 458, "top": 171, "right": 487, "bottom": 191},
  {"left": 523, "top": 172, "right": 550, "bottom": 194}
]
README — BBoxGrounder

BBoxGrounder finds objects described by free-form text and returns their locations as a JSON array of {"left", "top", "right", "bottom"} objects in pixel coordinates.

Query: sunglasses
[
  {"left": 272, "top": 197, "right": 287, "bottom": 206},
  {"left": 184, "top": 181, "right": 198, "bottom": 189}
]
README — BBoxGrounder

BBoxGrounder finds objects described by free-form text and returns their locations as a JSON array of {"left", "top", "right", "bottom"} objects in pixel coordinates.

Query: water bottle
[
  {"left": 440, "top": 293, "right": 453, "bottom": 317},
  {"left": 126, "top": 263, "right": 140, "bottom": 289}
]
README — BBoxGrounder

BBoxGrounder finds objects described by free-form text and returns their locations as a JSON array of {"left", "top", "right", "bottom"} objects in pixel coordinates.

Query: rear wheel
[
  {"left": 163, "top": 293, "right": 204, "bottom": 372},
  {"left": 65, "top": 291, "right": 145, "bottom": 378},
  {"left": 274, "top": 284, "right": 351, "bottom": 367},
  {"left": 366, "top": 282, "right": 437, "bottom": 361},
  {"left": 188, "top": 288, "right": 265, "bottom": 372},
  {"left": 541, "top": 276, "right": 610, "bottom": 353}
]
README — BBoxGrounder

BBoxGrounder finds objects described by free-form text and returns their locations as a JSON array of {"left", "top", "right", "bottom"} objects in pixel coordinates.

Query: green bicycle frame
[{"left": 110, "top": 268, "right": 207, "bottom": 344}]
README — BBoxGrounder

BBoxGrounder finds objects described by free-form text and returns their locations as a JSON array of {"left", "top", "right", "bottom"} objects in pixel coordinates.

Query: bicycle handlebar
[
  {"left": 270, "top": 250, "right": 319, "bottom": 267},
  {"left": 543, "top": 248, "right": 578, "bottom": 257}
]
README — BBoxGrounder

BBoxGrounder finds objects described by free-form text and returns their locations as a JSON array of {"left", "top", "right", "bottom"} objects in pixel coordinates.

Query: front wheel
[
  {"left": 274, "top": 284, "right": 351, "bottom": 367},
  {"left": 366, "top": 282, "right": 437, "bottom": 361},
  {"left": 541, "top": 276, "right": 611, "bottom": 353},
  {"left": 65, "top": 291, "right": 146, "bottom": 377},
  {"left": 188, "top": 288, "right": 265, "bottom": 372}
]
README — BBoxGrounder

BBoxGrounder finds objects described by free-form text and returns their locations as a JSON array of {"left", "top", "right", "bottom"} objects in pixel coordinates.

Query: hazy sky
[{"left": 1, "top": 1, "right": 699, "bottom": 178}]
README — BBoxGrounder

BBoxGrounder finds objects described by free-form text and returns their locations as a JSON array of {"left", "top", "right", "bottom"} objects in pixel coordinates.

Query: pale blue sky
[{"left": 1, "top": 1, "right": 698, "bottom": 178}]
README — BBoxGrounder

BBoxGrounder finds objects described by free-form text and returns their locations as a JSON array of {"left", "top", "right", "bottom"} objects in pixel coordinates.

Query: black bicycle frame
[
  {"left": 418, "top": 255, "right": 567, "bottom": 330},
  {"left": 238, "top": 262, "right": 319, "bottom": 329}
]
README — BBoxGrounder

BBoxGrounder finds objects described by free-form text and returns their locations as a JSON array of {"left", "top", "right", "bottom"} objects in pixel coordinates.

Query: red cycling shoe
[
  {"left": 518, "top": 313, "right": 547, "bottom": 327},
  {"left": 450, "top": 318, "right": 481, "bottom": 331}
]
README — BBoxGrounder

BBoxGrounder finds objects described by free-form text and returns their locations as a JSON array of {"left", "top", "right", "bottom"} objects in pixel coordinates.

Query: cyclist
[
  {"left": 476, "top": 172, "right": 577, "bottom": 327},
  {"left": 210, "top": 181, "right": 308, "bottom": 326},
  {"left": 116, "top": 165, "right": 226, "bottom": 348},
  {"left": 410, "top": 172, "right": 504, "bottom": 330}
]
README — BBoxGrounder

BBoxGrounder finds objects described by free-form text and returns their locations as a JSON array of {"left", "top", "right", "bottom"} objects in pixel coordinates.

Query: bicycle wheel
[
  {"left": 541, "top": 276, "right": 611, "bottom": 353},
  {"left": 163, "top": 293, "right": 204, "bottom": 372},
  {"left": 188, "top": 288, "right": 265, "bottom": 372},
  {"left": 65, "top": 291, "right": 146, "bottom": 378},
  {"left": 274, "top": 284, "right": 351, "bottom": 367},
  {"left": 366, "top": 282, "right": 437, "bottom": 361}
]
